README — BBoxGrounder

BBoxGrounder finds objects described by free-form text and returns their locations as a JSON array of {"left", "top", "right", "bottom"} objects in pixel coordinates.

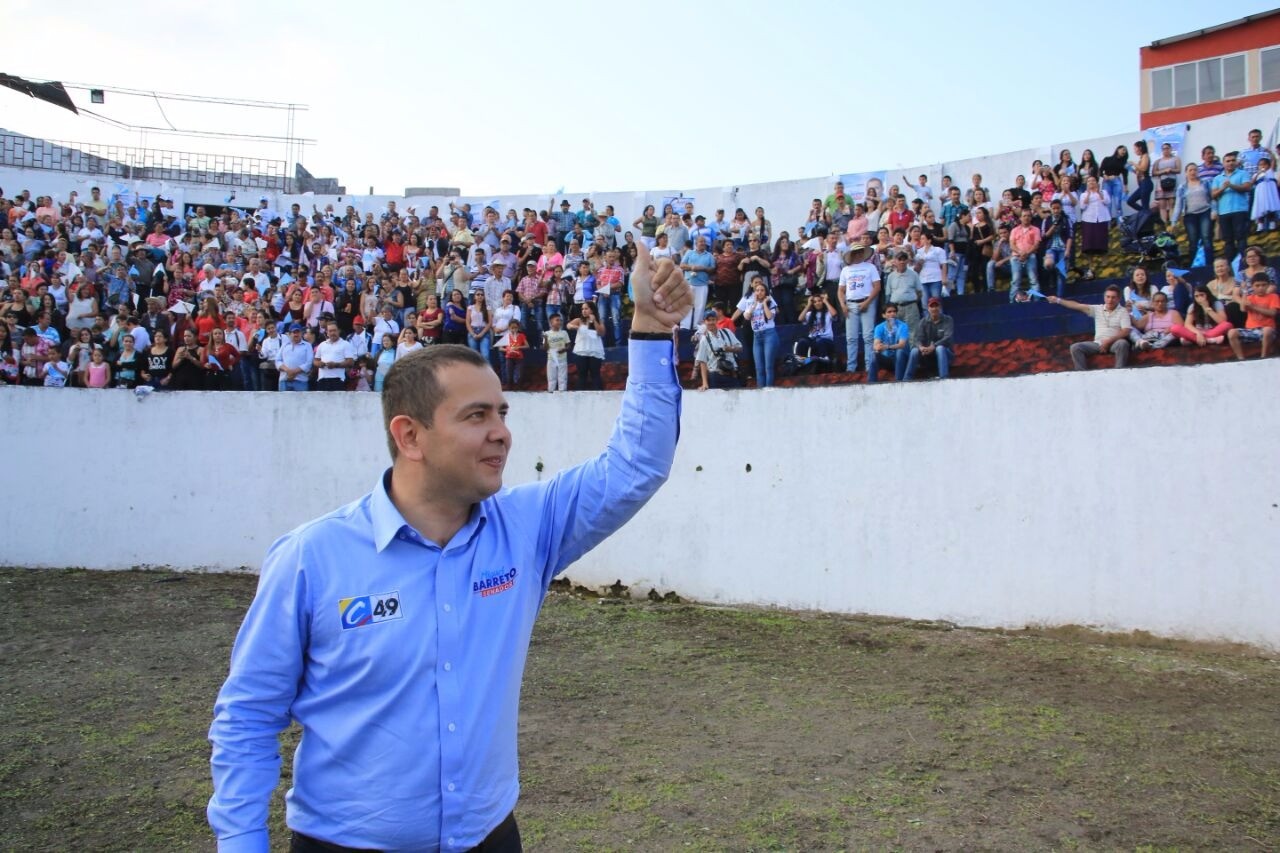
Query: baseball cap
[
  {"left": 703, "top": 309, "right": 717, "bottom": 320},
  {"left": 353, "top": 316, "right": 365, "bottom": 325},
  {"left": 695, "top": 214, "right": 706, "bottom": 222},
  {"left": 289, "top": 322, "right": 304, "bottom": 332},
  {"left": 560, "top": 200, "right": 570, "bottom": 207},
  {"left": 927, "top": 297, "right": 941, "bottom": 307}
]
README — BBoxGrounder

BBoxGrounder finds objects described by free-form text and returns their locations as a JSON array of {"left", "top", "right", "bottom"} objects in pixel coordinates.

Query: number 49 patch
[{"left": 339, "top": 591, "right": 403, "bottom": 630}]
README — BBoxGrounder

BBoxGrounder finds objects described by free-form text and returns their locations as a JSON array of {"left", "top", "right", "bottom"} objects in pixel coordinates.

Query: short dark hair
[
  {"left": 1105, "top": 285, "right": 1122, "bottom": 296},
  {"left": 381, "top": 345, "right": 489, "bottom": 459}
]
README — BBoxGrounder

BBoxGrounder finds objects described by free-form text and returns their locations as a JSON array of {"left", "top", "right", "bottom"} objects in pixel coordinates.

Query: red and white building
[{"left": 1140, "top": 9, "right": 1280, "bottom": 129}]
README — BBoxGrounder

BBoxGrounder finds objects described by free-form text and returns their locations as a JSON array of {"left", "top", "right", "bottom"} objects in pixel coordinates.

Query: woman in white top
[
  {"left": 65, "top": 284, "right": 99, "bottom": 331},
  {"left": 736, "top": 280, "right": 779, "bottom": 387},
  {"left": 1052, "top": 174, "right": 1078, "bottom": 224},
  {"left": 913, "top": 231, "right": 948, "bottom": 301},
  {"left": 466, "top": 292, "right": 492, "bottom": 363},
  {"left": 567, "top": 301, "right": 604, "bottom": 390},
  {"left": 1151, "top": 143, "right": 1182, "bottom": 226},
  {"left": 394, "top": 326, "right": 423, "bottom": 359}
]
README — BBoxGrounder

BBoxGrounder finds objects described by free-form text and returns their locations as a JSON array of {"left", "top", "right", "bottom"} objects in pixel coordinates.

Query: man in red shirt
[
  {"left": 1008, "top": 209, "right": 1043, "bottom": 302},
  {"left": 1227, "top": 273, "right": 1278, "bottom": 359}
]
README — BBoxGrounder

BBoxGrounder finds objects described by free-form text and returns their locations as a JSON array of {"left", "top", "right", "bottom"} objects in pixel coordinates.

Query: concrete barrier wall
[{"left": 4, "top": 360, "right": 1278, "bottom": 649}]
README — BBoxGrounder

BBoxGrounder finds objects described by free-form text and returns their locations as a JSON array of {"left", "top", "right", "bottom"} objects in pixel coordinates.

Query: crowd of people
[{"left": 1, "top": 128, "right": 1276, "bottom": 392}]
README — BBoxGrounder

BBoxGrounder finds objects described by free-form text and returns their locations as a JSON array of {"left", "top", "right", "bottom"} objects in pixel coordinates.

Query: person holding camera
[{"left": 694, "top": 309, "right": 742, "bottom": 390}]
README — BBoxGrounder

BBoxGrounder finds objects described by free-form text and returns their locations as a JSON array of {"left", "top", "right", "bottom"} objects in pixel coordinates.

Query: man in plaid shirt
[
  {"left": 515, "top": 260, "right": 546, "bottom": 340},
  {"left": 549, "top": 198, "right": 578, "bottom": 252},
  {"left": 594, "top": 248, "right": 626, "bottom": 345}
]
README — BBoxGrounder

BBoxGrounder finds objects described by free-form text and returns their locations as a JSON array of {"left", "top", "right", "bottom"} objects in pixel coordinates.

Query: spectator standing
[
  {"left": 1211, "top": 152, "right": 1254, "bottom": 265},
  {"left": 1049, "top": 287, "right": 1133, "bottom": 369},
  {"left": 1176, "top": 163, "right": 1214, "bottom": 266},
  {"left": 913, "top": 231, "right": 948, "bottom": 302},
  {"left": 883, "top": 251, "right": 924, "bottom": 339},
  {"left": 679, "top": 236, "right": 715, "bottom": 330},
  {"left": 770, "top": 237, "right": 801, "bottom": 324},
  {"left": 1239, "top": 128, "right": 1267, "bottom": 182},
  {"left": 1009, "top": 210, "right": 1042, "bottom": 301},
  {"left": 314, "top": 322, "right": 355, "bottom": 391},
  {"left": 1127, "top": 140, "right": 1153, "bottom": 215},
  {"left": 905, "top": 297, "right": 954, "bottom": 380},
  {"left": 543, "top": 313, "right": 570, "bottom": 392},
  {"left": 1100, "top": 146, "right": 1129, "bottom": 222},
  {"left": 568, "top": 302, "right": 604, "bottom": 390},
  {"left": 1152, "top": 142, "right": 1182, "bottom": 226},
  {"left": 276, "top": 323, "right": 313, "bottom": 391},
  {"left": 736, "top": 281, "right": 779, "bottom": 388},
  {"left": 837, "top": 244, "right": 881, "bottom": 374},
  {"left": 1250, "top": 156, "right": 1279, "bottom": 232}
]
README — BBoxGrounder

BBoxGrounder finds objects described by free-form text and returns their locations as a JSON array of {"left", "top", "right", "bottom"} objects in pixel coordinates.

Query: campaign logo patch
[
  {"left": 339, "top": 591, "right": 403, "bottom": 630},
  {"left": 473, "top": 568, "right": 518, "bottom": 598}
]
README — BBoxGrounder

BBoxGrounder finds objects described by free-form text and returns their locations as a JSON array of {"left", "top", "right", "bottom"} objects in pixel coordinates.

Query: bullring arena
[{"left": 3, "top": 8, "right": 1280, "bottom": 849}]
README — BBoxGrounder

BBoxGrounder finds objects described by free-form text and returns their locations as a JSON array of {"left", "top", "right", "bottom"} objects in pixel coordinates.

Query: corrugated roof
[{"left": 1150, "top": 9, "right": 1280, "bottom": 47}]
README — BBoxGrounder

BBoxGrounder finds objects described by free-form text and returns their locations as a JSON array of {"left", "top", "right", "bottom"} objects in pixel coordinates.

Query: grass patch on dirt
[{"left": 2, "top": 568, "right": 1278, "bottom": 851}]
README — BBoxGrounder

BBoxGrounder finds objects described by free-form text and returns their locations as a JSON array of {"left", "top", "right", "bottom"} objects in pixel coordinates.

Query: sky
[{"left": 4, "top": 0, "right": 1277, "bottom": 197}]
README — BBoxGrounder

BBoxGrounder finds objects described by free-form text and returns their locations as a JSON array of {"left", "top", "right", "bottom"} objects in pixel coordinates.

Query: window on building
[
  {"left": 1173, "top": 63, "right": 1197, "bottom": 107},
  {"left": 1224, "top": 54, "right": 1246, "bottom": 98},
  {"left": 1263, "top": 47, "right": 1280, "bottom": 92},
  {"left": 1152, "top": 68, "right": 1172, "bottom": 110},
  {"left": 1152, "top": 54, "right": 1252, "bottom": 109}
]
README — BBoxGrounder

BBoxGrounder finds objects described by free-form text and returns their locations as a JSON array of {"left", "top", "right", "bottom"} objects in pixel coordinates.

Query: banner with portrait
[
  {"left": 1144, "top": 123, "right": 1188, "bottom": 158},
  {"left": 836, "top": 171, "right": 886, "bottom": 205}
]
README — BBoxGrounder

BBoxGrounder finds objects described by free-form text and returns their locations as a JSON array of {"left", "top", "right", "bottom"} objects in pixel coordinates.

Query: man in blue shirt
[
  {"left": 679, "top": 235, "right": 715, "bottom": 330},
  {"left": 868, "top": 302, "right": 910, "bottom": 383},
  {"left": 1210, "top": 151, "right": 1253, "bottom": 265},
  {"left": 208, "top": 242, "right": 692, "bottom": 853}
]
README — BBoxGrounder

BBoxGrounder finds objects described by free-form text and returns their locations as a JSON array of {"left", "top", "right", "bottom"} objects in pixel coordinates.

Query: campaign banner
[
  {"left": 836, "top": 171, "right": 885, "bottom": 205},
  {"left": 1145, "top": 123, "right": 1188, "bottom": 157}
]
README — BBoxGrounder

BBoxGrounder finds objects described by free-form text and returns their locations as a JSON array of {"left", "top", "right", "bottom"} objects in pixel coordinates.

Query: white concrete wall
[{"left": 4, "top": 360, "right": 1278, "bottom": 650}]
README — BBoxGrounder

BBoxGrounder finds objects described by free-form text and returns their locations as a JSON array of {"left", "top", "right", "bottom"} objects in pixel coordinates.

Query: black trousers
[
  {"left": 316, "top": 377, "right": 346, "bottom": 392},
  {"left": 291, "top": 811, "right": 520, "bottom": 853}
]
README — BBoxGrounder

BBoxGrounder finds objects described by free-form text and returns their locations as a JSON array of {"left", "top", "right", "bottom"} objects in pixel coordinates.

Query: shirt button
[
  {"left": 448, "top": 839, "right": 455, "bottom": 846},
  {"left": 448, "top": 722, "right": 456, "bottom": 732},
  {"left": 443, "top": 662, "right": 452, "bottom": 671},
  {"left": 660, "top": 357, "right": 669, "bottom": 366},
  {"left": 447, "top": 782, "right": 456, "bottom": 791},
  {"left": 443, "top": 603, "right": 451, "bottom": 612}
]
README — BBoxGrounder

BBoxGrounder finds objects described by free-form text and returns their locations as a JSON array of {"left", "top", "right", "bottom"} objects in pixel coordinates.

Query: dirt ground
[{"left": 2, "top": 568, "right": 1278, "bottom": 852}]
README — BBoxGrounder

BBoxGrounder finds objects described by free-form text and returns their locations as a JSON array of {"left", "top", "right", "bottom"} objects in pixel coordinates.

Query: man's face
[
  {"left": 949, "top": 188, "right": 960, "bottom": 202},
  {"left": 1103, "top": 290, "right": 1119, "bottom": 309},
  {"left": 1224, "top": 155, "right": 1238, "bottom": 172},
  {"left": 884, "top": 306, "right": 898, "bottom": 322},
  {"left": 893, "top": 256, "right": 907, "bottom": 272},
  {"left": 412, "top": 363, "right": 511, "bottom": 502},
  {"left": 327, "top": 325, "right": 340, "bottom": 342},
  {"left": 928, "top": 304, "right": 941, "bottom": 321},
  {"left": 1020, "top": 212, "right": 1032, "bottom": 225},
  {"left": 1249, "top": 131, "right": 1262, "bottom": 147},
  {"left": 696, "top": 237, "right": 707, "bottom": 252},
  {"left": 290, "top": 329, "right": 303, "bottom": 342}
]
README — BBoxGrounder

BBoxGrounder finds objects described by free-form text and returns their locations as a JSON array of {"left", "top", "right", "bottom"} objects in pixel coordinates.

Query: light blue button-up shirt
[
  {"left": 1212, "top": 169, "right": 1253, "bottom": 215},
  {"left": 208, "top": 340, "right": 681, "bottom": 853}
]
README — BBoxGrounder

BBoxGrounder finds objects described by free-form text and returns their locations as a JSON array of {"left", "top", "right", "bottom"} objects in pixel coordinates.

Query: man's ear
[{"left": 388, "top": 415, "right": 428, "bottom": 462}]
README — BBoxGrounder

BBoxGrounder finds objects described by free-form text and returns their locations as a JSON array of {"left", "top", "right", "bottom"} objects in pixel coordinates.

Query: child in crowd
[
  {"left": 499, "top": 319, "right": 528, "bottom": 388},
  {"left": 373, "top": 333, "right": 396, "bottom": 391},
  {"left": 42, "top": 349, "right": 71, "bottom": 387},
  {"left": 1251, "top": 156, "right": 1278, "bottom": 232},
  {"left": 543, "top": 312, "right": 569, "bottom": 392},
  {"left": 355, "top": 355, "right": 375, "bottom": 392}
]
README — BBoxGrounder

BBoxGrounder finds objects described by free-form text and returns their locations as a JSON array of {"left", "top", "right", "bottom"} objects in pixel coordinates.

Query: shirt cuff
[
  {"left": 216, "top": 829, "right": 269, "bottom": 853},
  {"left": 627, "top": 338, "right": 678, "bottom": 386}
]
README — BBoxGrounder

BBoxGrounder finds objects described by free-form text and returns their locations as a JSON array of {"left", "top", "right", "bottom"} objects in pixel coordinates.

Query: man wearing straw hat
[{"left": 837, "top": 243, "right": 881, "bottom": 374}]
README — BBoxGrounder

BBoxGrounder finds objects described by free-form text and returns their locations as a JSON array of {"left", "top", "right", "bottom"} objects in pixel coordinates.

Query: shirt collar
[{"left": 370, "top": 468, "right": 489, "bottom": 552}]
